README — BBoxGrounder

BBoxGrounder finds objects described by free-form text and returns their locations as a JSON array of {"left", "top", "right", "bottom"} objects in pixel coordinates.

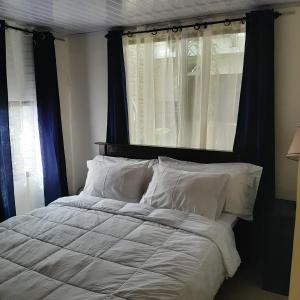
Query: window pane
[
  {"left": 123, "top": 25, "right": 245, "bottom": 151},
  {"left": 6, "top": 29, "right": 44, "bottom": 215}
]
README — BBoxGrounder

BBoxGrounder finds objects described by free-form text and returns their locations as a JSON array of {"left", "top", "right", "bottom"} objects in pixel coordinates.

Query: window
[
  {"left": 6, "top": 29, "right": 44, "bottom": 214},
  {"left": 123, "top": 23, "right": 245, "bottom": 151}
]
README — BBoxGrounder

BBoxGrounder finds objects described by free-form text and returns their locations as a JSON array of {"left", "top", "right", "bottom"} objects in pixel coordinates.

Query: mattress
[{"left": 0, "top": 195, "right": 241, "bottom": 300}]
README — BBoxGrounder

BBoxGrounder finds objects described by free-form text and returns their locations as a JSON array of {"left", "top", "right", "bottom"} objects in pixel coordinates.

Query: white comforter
[{"left": 0, "top": 195, "right": 240, "bottom": 300}]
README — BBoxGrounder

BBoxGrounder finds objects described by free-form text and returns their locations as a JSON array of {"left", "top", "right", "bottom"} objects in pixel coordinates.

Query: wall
[
  {"left": 56, "top": 32, "right": 107, "bottom": 194},
  {"left": 55, "top": 39, "right": 75, "bottom": 194},
  {"left": 275, "top": 6, "right": 300, "bottom": 200},
  {"left": 59, "top": 6, "right": 300, "bottom": 200}
]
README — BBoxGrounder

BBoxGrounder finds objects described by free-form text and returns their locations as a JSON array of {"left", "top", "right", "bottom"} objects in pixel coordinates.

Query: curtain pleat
[
  {"left": 106, "top": 30, "right": 129, "bottom": 144},
  {"left": 0, "top": 20, "right": 16, "bottom": 221},
  {"left": 33, "top": 32, "right": 68, "bottom": 206}
]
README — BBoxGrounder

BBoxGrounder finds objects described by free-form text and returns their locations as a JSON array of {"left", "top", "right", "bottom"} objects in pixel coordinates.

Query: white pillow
[
  {"left": 159, "top": 156, "right": 263, "bottom": 220},
  {"left": 140, "top": 165, "right": 230, "bottom": 220},
  {"left": 83, "top": 160, "right": 153, "bottom": 202},
  {"left": 93, "top": 155, "right": 157, "bottom": 167}
]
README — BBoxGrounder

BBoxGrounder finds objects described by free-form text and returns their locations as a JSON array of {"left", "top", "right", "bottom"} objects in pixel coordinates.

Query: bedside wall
[
  {"left": 275, "top": 6, "right": 300, "bottom": 201},
  {"left": 56, "top": 32, "right": 107, "bottom": 194}
]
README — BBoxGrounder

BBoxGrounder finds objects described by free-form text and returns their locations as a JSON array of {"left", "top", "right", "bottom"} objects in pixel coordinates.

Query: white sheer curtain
[
  {"left": 123, "top": 22, "right": 245, "bottom": 151},
  {"left": 6, "top": 29, "right": 44, "bottom": 215}
]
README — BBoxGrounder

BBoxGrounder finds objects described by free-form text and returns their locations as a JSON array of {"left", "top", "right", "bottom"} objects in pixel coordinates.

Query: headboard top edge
[{"left": 95, "top": 142, "right": 240, "bottom": 164}]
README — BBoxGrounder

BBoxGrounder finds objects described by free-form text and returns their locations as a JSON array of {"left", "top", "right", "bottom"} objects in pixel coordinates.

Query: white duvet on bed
[{"left": 0, "top": 195, "right": 240, "bottom": 300}]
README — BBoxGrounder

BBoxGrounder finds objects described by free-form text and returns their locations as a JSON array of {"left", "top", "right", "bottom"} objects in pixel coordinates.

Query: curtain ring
[
  {"left": 37, "top": 32, "right": 46, "bottom": 40},
  {"left": 203, "top": 22, "right": 208, "bottom": 29},
  {"left": 241, "top": 18, "right": 246, "bottom": 24},
  {"left": 171, "top": 26, "right": 179, "bottom": 33},
  {"left": 152, "top": 29, "right": 158, "bottom": 35},
  {"left": 193, "top": 23, "right": 201, "bottom": 30},
  {"left": 224, "top": 19, "right": 231, "bottom": 26},
  {"left": 127, "top": 31, "right": 133, "bottom": 37}
]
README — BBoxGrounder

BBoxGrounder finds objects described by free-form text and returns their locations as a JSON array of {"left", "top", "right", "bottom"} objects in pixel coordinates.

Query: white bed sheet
[
  {"left": 0, "top": 195, "right": 240, "bottom": 300},
  {"left": 217, "top": 213, "right": 239, "bottom": 228}
]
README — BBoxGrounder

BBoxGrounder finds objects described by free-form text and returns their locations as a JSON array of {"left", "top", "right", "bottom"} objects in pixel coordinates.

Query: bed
[{"left": 0, "top": 143, "right": 262, "bottom": 300}]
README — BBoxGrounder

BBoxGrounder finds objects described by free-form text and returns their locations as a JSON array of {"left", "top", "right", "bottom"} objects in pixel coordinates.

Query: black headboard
[{"left": 95, "top": 142, "right": 241, "bottom": 164}]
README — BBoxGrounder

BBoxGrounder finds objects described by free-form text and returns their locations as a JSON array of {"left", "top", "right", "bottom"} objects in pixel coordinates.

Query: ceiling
[{"left": 0, "top": 0, "right": 298, "bottom": 35}]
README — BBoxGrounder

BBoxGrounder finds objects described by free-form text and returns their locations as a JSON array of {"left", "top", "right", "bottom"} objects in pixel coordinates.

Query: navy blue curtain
[
  {"left": 105, "top": 30, "right": 129, "bottom": 144},
  {"left": 233, "top": 10, "right": 275, "bottom": 268},
  {"left": 0, "top": 21, "right": 15, "bottom": 221},
  {"left": 33, "top": 32, "right": 68, "bottom": 206},
  {"left": 234, "top": 9, "right": 275, "bottom": 212}
]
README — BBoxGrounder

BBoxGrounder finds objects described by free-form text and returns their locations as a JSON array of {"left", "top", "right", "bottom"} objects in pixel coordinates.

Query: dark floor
[{"left": 215, "top": 264, "right": 288, "bottom": 300}]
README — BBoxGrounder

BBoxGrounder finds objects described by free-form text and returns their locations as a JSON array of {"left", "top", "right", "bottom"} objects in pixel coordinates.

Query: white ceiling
[{"left": 0, "top": 0, "right": 298, "bottom": 35}]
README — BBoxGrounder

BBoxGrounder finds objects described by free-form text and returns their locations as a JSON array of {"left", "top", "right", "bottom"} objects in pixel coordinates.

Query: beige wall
[
  {"left": 57, "top": 6, "right": 300, "bottom": 199},
  {"left": 56, "top": 32, "right": 107, "bottom": 194},
  {"left": 55, "top": 39, "right": 75, "bottom": 194},
  {"left": 275, "top": 6, "right": 300, "bottom": 201}
]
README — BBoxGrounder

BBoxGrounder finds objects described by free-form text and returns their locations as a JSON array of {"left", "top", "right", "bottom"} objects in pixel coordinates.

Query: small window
[
  {"left": 6, "top": 29, "right": 44, "bottom": 214},
  {"left": 123, "top": 23, "right": 245, "bottom": 151}
]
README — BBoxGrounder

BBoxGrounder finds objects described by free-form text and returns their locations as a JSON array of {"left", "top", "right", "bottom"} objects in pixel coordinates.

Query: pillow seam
[
  {"left": 150, "top": 167, "right": 166, "bottom": 205},
  {"left": 102, "top": 165, "right": 111, "bottom": 198},
  {"left": 170, "top": 173, "right": 183, "bottom": 211}
]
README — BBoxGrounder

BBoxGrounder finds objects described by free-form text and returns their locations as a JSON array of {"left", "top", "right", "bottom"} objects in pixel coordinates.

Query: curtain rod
[
  {"left": 5, "top": 24, "right": 65, "bottom": 41},
  {"left": 123, "top": 11, "right": 281, "bottom": 36}
]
